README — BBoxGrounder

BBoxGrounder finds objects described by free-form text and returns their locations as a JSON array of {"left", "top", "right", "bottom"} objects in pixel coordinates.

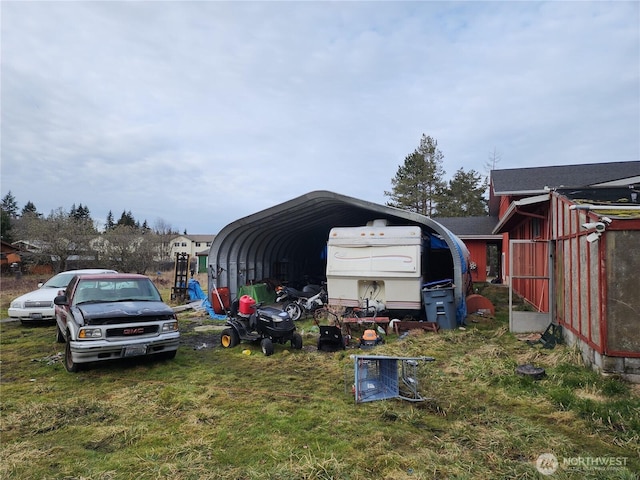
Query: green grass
[{"left": 1, "top": 286, "right": 639, "bottom": 479}]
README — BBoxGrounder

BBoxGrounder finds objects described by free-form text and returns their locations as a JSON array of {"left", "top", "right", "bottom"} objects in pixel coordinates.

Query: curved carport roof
[{"left": 207, "top": 190, "right": 469, "bottom": 314}]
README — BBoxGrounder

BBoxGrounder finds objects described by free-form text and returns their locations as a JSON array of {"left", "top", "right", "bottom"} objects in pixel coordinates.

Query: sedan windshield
[
  {"left": 74, "top": 279, "right": 162, "bottom": 304},
  {"left": 42, "top": 273, "right": 76, "bottom": 289}
]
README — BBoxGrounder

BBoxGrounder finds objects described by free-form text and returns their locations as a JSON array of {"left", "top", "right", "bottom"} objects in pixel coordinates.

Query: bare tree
[
  {"left": 96, "top": 225, "right": 159, "bottom": 274},
  {"left": 14, "top": 208, "right": 98, "bottom": 272},
  {"left": 485, "top": 147, "right": 502, "bottom": 175}
]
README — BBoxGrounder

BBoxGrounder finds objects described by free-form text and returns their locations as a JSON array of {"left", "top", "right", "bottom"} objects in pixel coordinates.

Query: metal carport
[{"left": 207, "top": 190, "right": 470, "bottom": 317}]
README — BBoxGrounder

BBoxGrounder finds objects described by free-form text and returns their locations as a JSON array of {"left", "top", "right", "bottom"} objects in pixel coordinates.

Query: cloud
[{"left": 1, "top": 1, "right": 638, "bottom": 233}]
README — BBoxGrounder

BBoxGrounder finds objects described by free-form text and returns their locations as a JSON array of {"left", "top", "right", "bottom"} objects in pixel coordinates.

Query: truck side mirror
[{"left": 54, "top": 295, "right": 68, "bottom": 306}]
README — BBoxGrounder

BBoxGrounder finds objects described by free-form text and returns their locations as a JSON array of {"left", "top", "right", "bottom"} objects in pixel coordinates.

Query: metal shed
[{"left": 206, "top": 190, "right": 470, "bottom": 318}]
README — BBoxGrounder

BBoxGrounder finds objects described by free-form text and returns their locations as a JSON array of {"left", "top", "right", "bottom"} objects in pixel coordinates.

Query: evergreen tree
[
  {"left": 1, "top": 207, "right": 12, "bottom": 242},
  {"left": 21, "top": 201, "right": 40, "bottom": 217},
  {"left": 385, "top": 134, "right": 446, "bottom": 216},
  {"left": 70, "top": 203, "right": 91, "bottom": 221},
  {"left": 117, "top": 210, "right": 136, "bottom": 228},
  {"left": 105, "top": 211, "right": 115, "bottom": 231},
  {"left": 1, "top": 191, "right": 19, "bottom": 217},
  {"left": 437, "top": 168, "right": 488, "bottom": 217}
]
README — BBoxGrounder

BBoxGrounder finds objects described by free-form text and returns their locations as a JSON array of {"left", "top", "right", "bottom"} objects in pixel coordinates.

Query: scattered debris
[
  {"left": 515, "top": 364, "right": 546, "bottom": 380},
  {"left": 32, "top": 353, "right": 63, "bottom": 365},
  {"left": 526, "top": 323, "right": 563, "bottom": 349}
]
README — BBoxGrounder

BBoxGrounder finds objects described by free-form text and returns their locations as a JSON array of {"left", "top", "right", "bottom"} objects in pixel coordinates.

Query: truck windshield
[{"left": 74, "top": 279, "right": 162, "bottom": 304}]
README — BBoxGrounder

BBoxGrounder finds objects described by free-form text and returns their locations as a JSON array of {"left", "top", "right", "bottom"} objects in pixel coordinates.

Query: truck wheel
[
  {"left": 220, "top": 328, "right": 239, "bottom": 348},
  {"left": 261, "top": 338, "right": 274, "bottom": 356},
  {"left": 64, "top": 340, "right": 80, "bottom": 373},
  {"left": 291, "top": 332, "right": 303, "bottom": 350},
  {"left": 284, "top": 302, "right": 302, "bottom": 321},
  {"left": 56, "top": 325, "right": 65, "bottom": 343}
]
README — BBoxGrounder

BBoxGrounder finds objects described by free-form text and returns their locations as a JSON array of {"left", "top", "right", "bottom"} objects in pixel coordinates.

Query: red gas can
[
  {"left": 211, "top": 287, "right": 230, "bottom": 314},
  {"left": 239, "top": 295, "right": 256, "bottom": 315}
]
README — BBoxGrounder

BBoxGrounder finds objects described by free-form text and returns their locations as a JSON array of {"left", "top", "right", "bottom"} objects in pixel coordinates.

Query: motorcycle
[{"left": 275, "top": 284, "right": 327, "bottom": 321}]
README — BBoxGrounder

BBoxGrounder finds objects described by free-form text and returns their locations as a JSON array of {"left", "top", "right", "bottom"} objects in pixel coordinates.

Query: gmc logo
[{"left": 123, "top": 328, "right": 145, "bottom": 335}]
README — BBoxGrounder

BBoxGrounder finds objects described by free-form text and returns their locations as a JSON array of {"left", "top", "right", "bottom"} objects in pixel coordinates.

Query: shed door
[{"left": 509, "top": 239, "right": 553, "bottom": 333}]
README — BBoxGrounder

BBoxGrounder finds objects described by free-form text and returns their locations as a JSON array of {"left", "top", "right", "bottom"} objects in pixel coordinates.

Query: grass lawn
[{"left": 1, "top": 278, "right": 639, "bottom": 479}]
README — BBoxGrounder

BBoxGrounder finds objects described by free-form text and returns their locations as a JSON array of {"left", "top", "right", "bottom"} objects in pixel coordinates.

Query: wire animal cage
[{"left": 349, "top": 355, "right": 435, "bottom": 403}]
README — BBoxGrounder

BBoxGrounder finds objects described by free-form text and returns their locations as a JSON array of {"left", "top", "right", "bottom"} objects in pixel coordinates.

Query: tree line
[
  {"left": 1, "top": 133, "right": 493, "bottom": 273},
  {"left": 1, "top": 197, "right": 179, "bottom": 274}
]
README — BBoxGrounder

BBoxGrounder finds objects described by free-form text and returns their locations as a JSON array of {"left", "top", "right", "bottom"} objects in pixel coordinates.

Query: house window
[
  {"left": 532, "top": 218, "right": 541, "bottom": 238},
  {"left": 206, "top": 242, "right": 211, "bottom": 247},
  {"left": 195, "top": 242, "right": 201, "bottom": 247},
  {"left": 174, "top": 242, "right": 180, "bottom": 247},
  {"left": 181, "top": 242, "right": 187, "bottom": 247}
]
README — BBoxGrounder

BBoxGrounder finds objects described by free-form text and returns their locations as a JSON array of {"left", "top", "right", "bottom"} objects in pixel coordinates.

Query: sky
[{"left": 1, "top": 1, "right": 639, "bottom": 235}]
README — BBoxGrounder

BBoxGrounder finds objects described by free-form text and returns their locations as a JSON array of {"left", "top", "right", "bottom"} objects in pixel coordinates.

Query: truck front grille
[{"left": 106, "top": 325, "right": 159, "bottom": 337}]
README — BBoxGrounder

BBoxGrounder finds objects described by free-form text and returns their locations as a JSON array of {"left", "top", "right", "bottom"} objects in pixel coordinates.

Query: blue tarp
[{"left": 187, "top": 279, "right": 227, "bottom": 319}]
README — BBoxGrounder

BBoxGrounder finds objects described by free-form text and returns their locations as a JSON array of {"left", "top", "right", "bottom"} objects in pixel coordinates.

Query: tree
[
  {"left": 96, "top": 225, "right": 158, "bottom": 273},
  {"left": 116, "top": 210, "right": 136, "bottom": 228},
  {"left": 21, "top": 201, "right": 41, "bottom": 217},
  {"left": 0, "top": 207, "right": 12, "bottom": 242},
  {"left": 1, "top": 191, "right": 19, "bottom": 218},
  {"left": 70, "top": 203, "right": 91, "bottom": 222},
  {"left": 17, "top": 208, "right": 98, "bottom": 272},
  {"left": 153, "top": 218, "right": 177, "bottom": 264},
  {"left": 105, "top": 211, "right": 115, "bottom": 231},
  {"left": 385, "top": 134, "right": 446, "bottom": 216},
  {"left": 436, "top": 168, "right": 488, "bottom": 217},
  {"left": 485, "top": 146, "right": 502, "bottom": 174}
]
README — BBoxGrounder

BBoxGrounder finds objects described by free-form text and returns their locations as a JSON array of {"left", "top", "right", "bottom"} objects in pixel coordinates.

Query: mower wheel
[
  {"left": 220, "top": 328, "right": 240, "bottom": 348},
  {"left": 291, "top": 332, "right": 303, "bottom": 350},
  {"left": 261, "top": 338, "right": 274, "bottom": 356}
]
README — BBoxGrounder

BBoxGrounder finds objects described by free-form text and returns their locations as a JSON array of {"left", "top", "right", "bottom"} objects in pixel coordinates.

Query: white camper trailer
[{"left": 326, "top": 221, "right": 424, "bottom": 311}]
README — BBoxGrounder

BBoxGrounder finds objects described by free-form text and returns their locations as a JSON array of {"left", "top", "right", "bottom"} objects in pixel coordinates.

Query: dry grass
[{"left": 1, "top": 279, "right": 639, "bottom": 479}]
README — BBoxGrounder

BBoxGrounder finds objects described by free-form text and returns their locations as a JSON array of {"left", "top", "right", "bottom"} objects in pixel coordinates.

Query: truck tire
[
  {"left": 64, "top": 340, "right": 80, "bottom": 373},
  {"left": 56, "top": 325, "right": 65, "bottom": 343}
]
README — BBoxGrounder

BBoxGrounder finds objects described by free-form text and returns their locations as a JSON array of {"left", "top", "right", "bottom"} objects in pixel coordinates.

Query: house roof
[
  {"left": 493, "top": 194, "right": 551, "bottom": 234},
  {"left": 172, "top": 234, "right": 216, "bottom": 243},
  {"left": 432, "top": 216, "right": 501, "bottom": 238},
  {"left": 491, "top": 161, "right": 640, "bottom": 195}
]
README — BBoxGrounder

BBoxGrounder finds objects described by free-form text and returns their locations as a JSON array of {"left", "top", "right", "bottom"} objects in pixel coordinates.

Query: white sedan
[{"left": 8, "top": 269, "right": 117, "bottom": 324}]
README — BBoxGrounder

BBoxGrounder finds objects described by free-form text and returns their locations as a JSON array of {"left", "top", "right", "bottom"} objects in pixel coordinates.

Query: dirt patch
[{"left": 179, "top": 319, "right": 224, "bottom": 350}]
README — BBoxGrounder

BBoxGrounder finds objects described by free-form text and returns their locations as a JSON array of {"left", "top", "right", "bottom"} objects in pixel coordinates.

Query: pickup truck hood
[{"left": 76, "top": 301, "right": 175, "bottom": 325}]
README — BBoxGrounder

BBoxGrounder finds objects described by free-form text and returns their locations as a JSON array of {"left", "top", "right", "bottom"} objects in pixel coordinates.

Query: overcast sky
[{"left": 1, "top": 1, "right": 638, "bottom": 234}]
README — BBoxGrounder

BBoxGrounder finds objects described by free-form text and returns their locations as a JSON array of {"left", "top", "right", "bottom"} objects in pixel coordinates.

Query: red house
[
  {"left": 432, "top": 216, "right": 501, "bottom": 283},
  {"left": 490, "top": 161, "right": 640, "bottom": 381}
]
